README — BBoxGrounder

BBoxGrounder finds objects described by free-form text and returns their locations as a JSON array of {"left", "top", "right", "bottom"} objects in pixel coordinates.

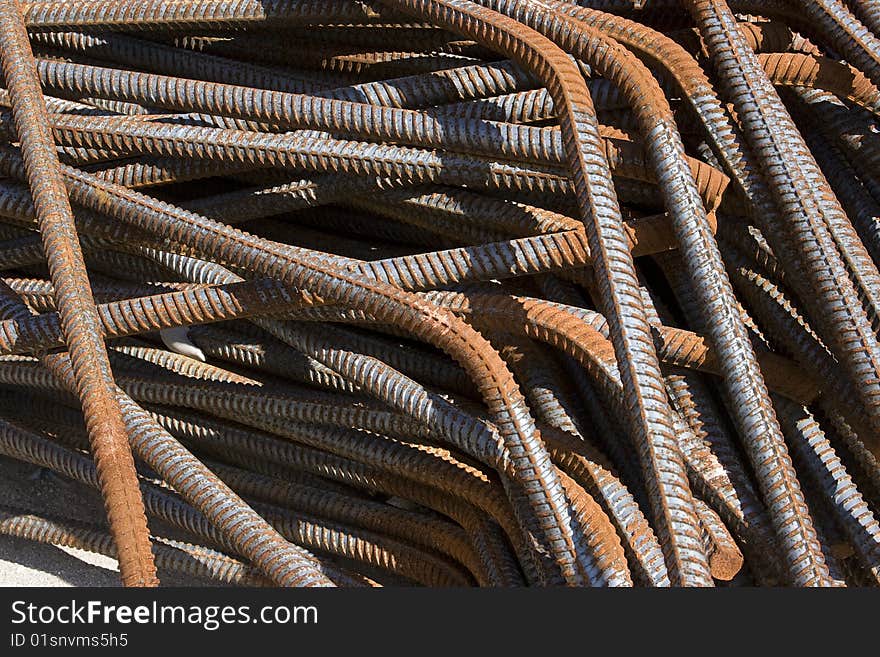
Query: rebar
[{"left": 0, "top": 0, "right": 876, "bottom": 588}]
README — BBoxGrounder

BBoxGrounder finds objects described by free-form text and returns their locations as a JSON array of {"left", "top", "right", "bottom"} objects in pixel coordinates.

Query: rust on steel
[
  {"left": 0, "top": 0, "right": 876, "bottom": 587},
  {"left": 0, "top": 0, "right": 157, "bottom": 586}
]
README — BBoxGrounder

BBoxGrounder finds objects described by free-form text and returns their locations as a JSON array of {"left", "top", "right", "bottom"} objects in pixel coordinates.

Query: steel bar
[{"left": 0, "top": 0, "right": 876, "bottom": 588}]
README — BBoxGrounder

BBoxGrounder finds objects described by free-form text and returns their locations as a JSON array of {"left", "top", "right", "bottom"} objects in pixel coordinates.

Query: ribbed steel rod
[{"left": 0, "top": 0, "right": 157, "bottom": 586}]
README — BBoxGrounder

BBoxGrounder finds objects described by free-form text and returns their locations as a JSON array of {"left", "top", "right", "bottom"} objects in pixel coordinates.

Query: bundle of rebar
[{"left": 0, "top": 0, "right": 878, "bottom": 587}]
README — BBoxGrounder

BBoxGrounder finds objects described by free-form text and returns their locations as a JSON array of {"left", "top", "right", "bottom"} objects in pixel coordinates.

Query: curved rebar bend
[
  {"left": 374, "top": 0, "right": 711, "bottom": 586},
  {"left": 553, "top": 0, "right": 842, "bottom": 587},
  {"left": 0, "top": 161, "right": 592, "bottom": 580},
  {"left": 404, "top": 0, "right": 827, "bottom": 586},
  {"left": 0, "top": 243, "right": 717, "bottom": 586},
  {"left": 0, "top": 0, "right": 868, "bottom": 588},
  {"left": 22, "top": 57, "right": 728, "bottom": 194},
  {"left": 29, "top": 0, "right": 716, "bottom": 580},
  {"left": 0, "top": 280, "right": 338, "bottom": 587},
  {"left": 0, "top": 252, "right": 648, "bottom": 581},
  {"left": 0, "top": 132, "right": 595, "bottom": 586},
  {"left": 136, "top": 248, "right": 586, "bottom": 585},
  {"left": 141, "top": 404, "right": 528, "bottom": 587},
  {"left": 636, "top": 266, "right": 783, "bottom": 583},
  {"left": 674, "top": 0, "right": 880, "bottom": 585},
  {"left": 491, "top": 331, "right": 665, "bottom": 584},
  {"left": 562, "top": 4, "right": 880, "bottom": 433}
]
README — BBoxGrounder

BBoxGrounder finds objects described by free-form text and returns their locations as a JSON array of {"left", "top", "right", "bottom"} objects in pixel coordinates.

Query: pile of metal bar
[{"left": 0, "top": 0, "right": 878, "bottom": 587}]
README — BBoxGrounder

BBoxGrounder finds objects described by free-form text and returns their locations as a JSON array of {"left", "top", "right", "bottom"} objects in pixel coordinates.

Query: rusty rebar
[
  {"left": 0, "top": 0, "right": 157, "bottom": 586},
  {"left": 0, "top": 0, "right": 877, "bottom": 588}
]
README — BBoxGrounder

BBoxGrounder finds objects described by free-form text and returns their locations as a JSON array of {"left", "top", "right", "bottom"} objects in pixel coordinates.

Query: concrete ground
[{"left": 0, "top": 456, "right": 203, "bottom": 587}]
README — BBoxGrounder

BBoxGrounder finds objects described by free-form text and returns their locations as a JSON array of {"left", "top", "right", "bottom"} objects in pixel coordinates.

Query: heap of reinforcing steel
[{"left": 0, "top": 0, "right": 877, "bottom": 588}]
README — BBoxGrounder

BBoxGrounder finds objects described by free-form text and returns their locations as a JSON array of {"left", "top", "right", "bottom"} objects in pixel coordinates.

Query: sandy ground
[{"left": 0, "top": 456, "right": 204, "bottom": 587}]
